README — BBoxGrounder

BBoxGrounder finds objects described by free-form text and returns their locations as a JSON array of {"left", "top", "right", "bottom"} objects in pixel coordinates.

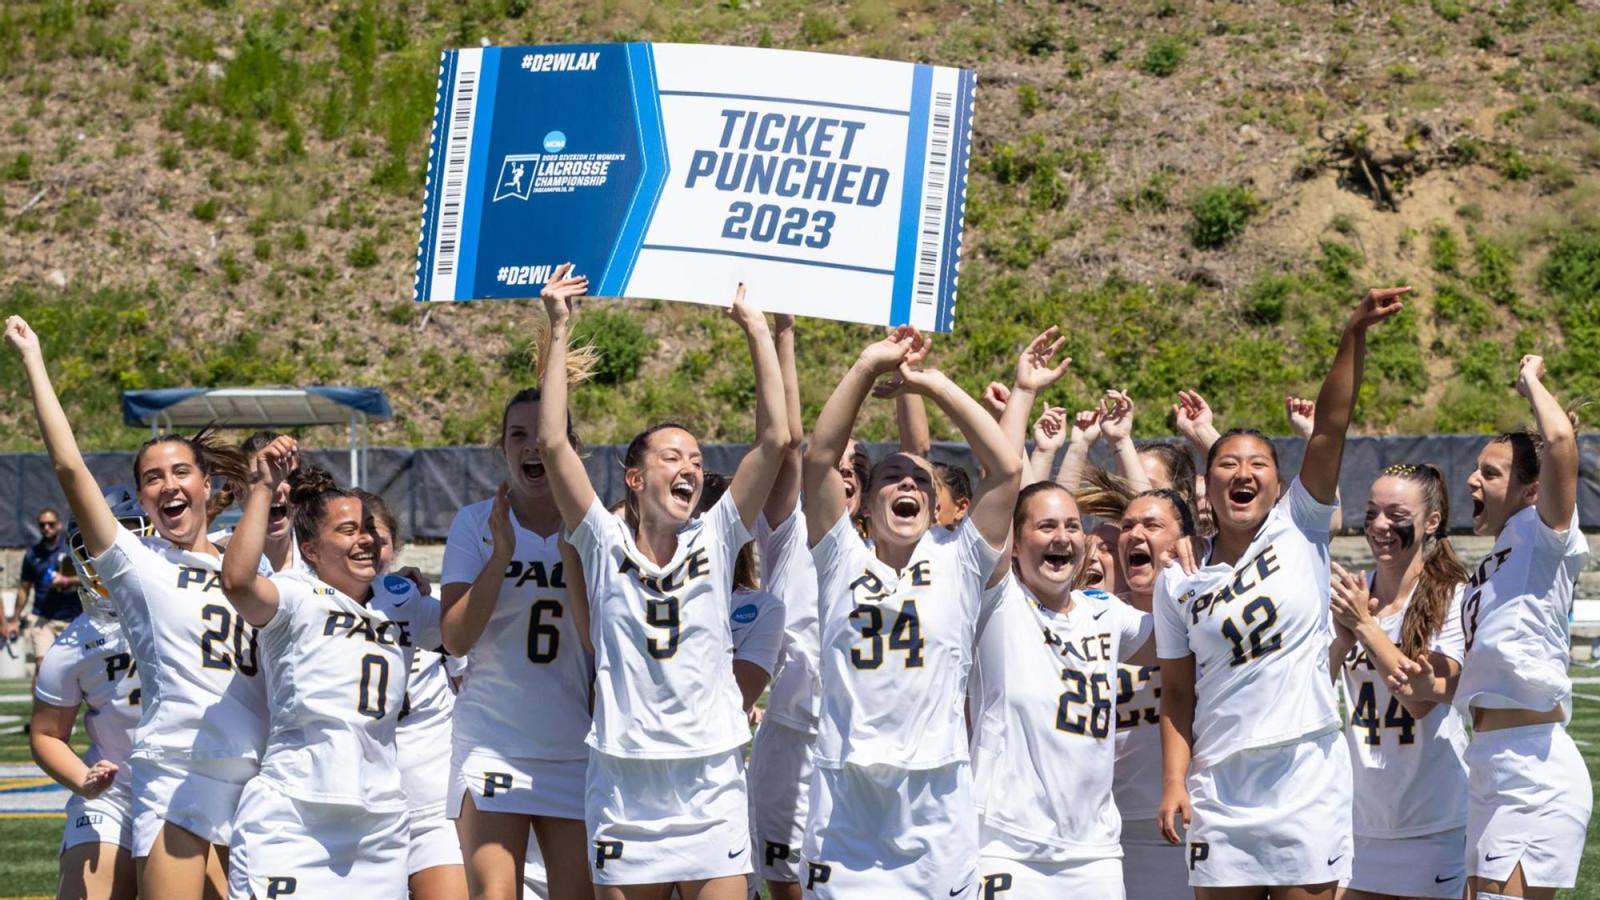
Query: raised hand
[
  {"left": 1070, "top": 407, "right": 1103, "bottom": 446},
  {"left": 1285, "top": 395, "right": 1316, "bottom": 439},
  {"left": 981, "top": 382, "right": 1012, "bottom": 418},
  {"left": 1033, "top": 406, "right": 1068, "bottom": 455},
  {"left": 253, "top": 436, "right": 299, "bottom": 490},
  {"left": 1349, "top": 286, "right": 1410, "bottom": 331},
  {"left": 1097, "top": 390, "right": 1135, "bottom": 443},
  {"left": 539, "top": 262, "right": 589, "bottom": 325},
  {"left": 3, "top": 315, "right": 40, "bottom": 358},
  {"left": 725, "top": 282, "right": 770, "bottom": 335},
  {"left": 1385, "top": 653, "right": 1435, "bottom": 699},
  {"left": 1014, "top": 326, "right": 1071, "bottom": 393},
  {"left": 1329, "top": 562, "right": 1374, "bottom": 631},
  {"left": 488, "top": 482, "right": 516, "bottom": 558},
  {"left": 858, "top": 325, "right": 918, "bottom": 376},
  {"left": 1514, "top": 354, "right": 1546, "bottom": 400},
  {"left": 1172, "top": 389, "right": 1213, "bottom": 441}
]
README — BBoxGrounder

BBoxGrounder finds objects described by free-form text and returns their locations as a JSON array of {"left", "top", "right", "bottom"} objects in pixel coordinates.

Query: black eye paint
[{"left": 1393, "top": 520, "right": 1416, "bottom": 550}]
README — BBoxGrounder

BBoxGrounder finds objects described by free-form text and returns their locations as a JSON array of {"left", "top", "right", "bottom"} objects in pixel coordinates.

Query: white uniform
[
  {"left": 569, "top": 493, "right": 752, "bottom": 885},
  {"left": 88, "top": 527, "right": 267, "bottom": 856},
  {"left": 1340, "top": 582, "right": 1469, "bottom": 897},
  {"left": 34, "top": 610, "right": 141, "bottom": 853},
  {"left": 1152, "top": 478, "right": 1352, "bottom": 887},
  {"left": 229, "top": 571, "right": 443, "bottom": 900},
  {"left": 748, "top": 506, "right": 821, "bottom": 885},
  {"left": 969, "top": 576, "right": 1151, "bottom": 896},
  {"left": 802, "top": 513, "right": 1004, "bottom": 898},
  {"left": 1112, "top": 661, "right": 1187, "bottom": 899},
  {"left": 398, "top": 649, "right": 463, "bottom": 875},
  {"left": 1456, "top": 504, "right": 1591, "bottom": 888},
  {"left": 442, "top": 500, "right": 593, "bottom": 822}
]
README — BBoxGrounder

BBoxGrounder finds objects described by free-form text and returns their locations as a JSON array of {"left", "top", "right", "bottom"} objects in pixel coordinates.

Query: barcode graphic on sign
[
  {"left": 912, "top": 88, "right": 956, "bottom": 317},
  {"left": 428, "top": 48, "right": 483, "bottom": 301}
]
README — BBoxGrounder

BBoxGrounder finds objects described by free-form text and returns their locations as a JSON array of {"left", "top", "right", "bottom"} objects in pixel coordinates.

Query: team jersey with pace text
[
  {"left": 1341, "top": 582, "right": 1468, "bottom": 838},
  {"left": 1111, "top": 661, "right": 1163, "bottom": 824},
  {"left": 441, "top": 499, "right": 593, "bottom": 762},
  {"left": 87, "top": 526, "right": 267, "bottom": 761},
  {"left": 812, "top": 513, "right": 1005, "bottom": 770},
  {"left": 397, "top": 648, "right": 459, "bottom": 813},
  {"left": 754, "top": 505, "right": 821, "bottom": 733},
  {"left": 33, "top": 610, "right": 141, "bottom": 780},
  {"left": 1153, "top": 478, "right": 1342, "bottom": 768},
  {"left": 1456, "top": 504, "right": 1588, "bottom": 717},
  {"left": 569, "top": 493, "right": 750, "bottom": 758},
  {"left": 255, "top": 571, "right": 442, "bottom": 812},
  {"left": 731, "top": 586, "right": 784, "bottom": 675},
  {"left": 970, "top": 575, "right": 1151, "bottom": 862}
]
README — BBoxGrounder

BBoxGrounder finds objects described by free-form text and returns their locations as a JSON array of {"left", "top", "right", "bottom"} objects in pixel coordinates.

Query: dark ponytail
[
  {"left": 289, "top": 465, "right": 359, "bottom": 555},
  {"left": 133, "top": 428, "right": 251, "bottom": 524},
  {"left": 1382, "top": 463, "right": 1469, "bottom": 660}
]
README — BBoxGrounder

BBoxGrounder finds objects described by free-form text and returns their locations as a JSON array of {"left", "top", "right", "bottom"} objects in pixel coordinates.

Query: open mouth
[
  {"left": 890, "top": 496, "right": 921, "bottom": 521},
  {"left": 1126, "top": 547, "right": 1153, "bottom": 570},
  {"left": 1369, "top": 532, "right": 1400, "bottom": 554},
  {"left": 1472, "top": 498, "right": 1485, "bottom": 518},
  {"left": 159, "top": 498, "right": 188, "bottom": 520},
  {"left": 349, "top": 549, "right": 376, "bottom": 566},
  {"left": 1081, "top": 561, "right": 1105, "bottom": 586},
  {"left": 1041, "top": 549, "right": 1075, "bottom": 573},
  {"left": 268, "top": 504, "right": 288, "bottom": 523},
  {"left": 520, "top": 459, "right": 546, "bottom": 481},
  {"left": 670, "top": 477, "right": 696, "bottom": 506},
  {"left": 1227, "top": 484, "right": 1258, "bottom": 507}
]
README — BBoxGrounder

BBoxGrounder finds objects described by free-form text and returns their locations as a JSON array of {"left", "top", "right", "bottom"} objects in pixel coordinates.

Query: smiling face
[
  {"left": 501, "top": 400, "right": 552, "bottom": 500},
  {"left": 1013, "top": 488, "right": 1085, "bottom": 602},
  {"left": 627, "top": 427, "right": 703, "bottom": 529},
  {"left": 840, "top": 438, "right": 867, "bottom": 517},
  {"left": 1206, "top": 434, "right": 1281, "bottom": 538},
  {"left": 301, "top": 496, "right": 382, "bottom": 591},
  {"left": 1467, "top": 441, "right": 1537, "bottom": 537},
  {"left": 1364, "top": 475, "right": 1437, "bottom": 565},
  {"left": 1119, "top": 494, "right": 1186, "bottom": 596},
  {"left": 1078, "top": 521, "right": 1124, "bottom": 594},
  {"left": 865, "top": 453, "right": 937, "bottom": 549},
  {"left": 245, "top": 451, "right": 295, "bottom": 542},
  {"left": 135, "top": 441, "right": 213, "bottom": 548}
]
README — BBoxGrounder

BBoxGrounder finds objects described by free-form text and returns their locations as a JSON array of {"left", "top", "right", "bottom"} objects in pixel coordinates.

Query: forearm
[
  {"left": 439, "top": 556, "right": 512, "bottom": 656},
  {"left": 897, "top": 395, "right": 931, "bottom": 457},
  {"left": 733, "top": 661, "right": 770, "bottom": 713},
  {"left": 806, "top": 362, "right": 875, "bottom": 474},
  {"left": 937, "top": 378, "right": 1023, "bottom": 486},
  {"left": 1111, "top": 437, "right": 1152, "bottom": 491},
  {"left": 764, "top": 324, "right": 804, "bottom": 524},
  {"left": 535, "top": 319, "right": 596, "bottom": 529},
  {"left": 1057, "top": 442, "right": 1090, "bottom": 493},
  {"left": 1158, "top": 693, "right": 1196, "bottom": 792},
  {"left": 218, "top": 484, "right": 278, "bottom": 626},
  {"left": 30, "top": 729, "right": 88, "bottom": 795},
  {"left": 1302, "top": 322, "right": 1366, "bottom": 502},
  {"left": 746, "top": 319, "right": 789, "bottom": 452},
  {"left": 559, "top": 539, "right": 593, "bottom": 656},
  {"left": 995, "top": 385, "right": 1036, "bottom": 467},
  {"left": 1028, "top": 444, "right": 1058, "bottom": 484}
]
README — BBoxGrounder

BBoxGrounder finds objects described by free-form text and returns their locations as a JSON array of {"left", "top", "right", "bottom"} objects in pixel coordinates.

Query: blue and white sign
[{"left": 414, "top": 43, "right": 977, "bottom": 332}]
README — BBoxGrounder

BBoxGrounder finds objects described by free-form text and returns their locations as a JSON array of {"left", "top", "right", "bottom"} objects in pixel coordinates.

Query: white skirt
[
  {"left": 407, "top": 803, "right": 462, "bottom": 876},
  {"left": 801, "top": 761, "right": 978, "bottom": 898},
  {"left": 1347, "top": 827, "right": 1466, "bottom": 898},
  {"left": 748, "top": 718, "right": 815, "bottom": 884},
  {"left": 130, "top": 756, "right": 256, "bottom": 857},
  {"left": 228, "top": 777, "right": 409, "bottom": 900},
  {"left": 1465, "top": 722, "right": 1592, "bottom": 888},
  {"left": 585, "top": 748, "right": 752, "bottom": 885},
  {"left": 61, "top": 777, "right": 133, "bottom": 853},
  {"left": 449, "top": 747, "right": 586, "bottom": 821},
  {"left": 1185, "top": 729, "right": 1353, "bottom": 887},
  {"left": 978, "top": 843, "right": 1123, "bottom": 897}
]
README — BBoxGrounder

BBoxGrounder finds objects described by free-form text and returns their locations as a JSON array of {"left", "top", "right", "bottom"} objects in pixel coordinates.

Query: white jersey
[
  {"left": 970, "top": 576, "right": 1151, "bottom": 862},
  {"left": 397, "top": 648, "right": 456, "bottom": 813},
  {"left": 1456, "top": 505, "right": 1588, "bottom": 717},
  {"left": 441, "top": 500, "right": 593, "bottom": 762},
  {"left": 813, "top": 513, "right": 1004, "bottom": 770},
  {"left": 755, "top": 506, "right": 821, "bottom": 733},
  {"left": 1341, "top": 582, "right": 1469, "bottom": 838},
  {"left": 1153, "top": 478, "right": 1341, "bottom": 768},
  {"left": 88, "top": 527, "right": 267, "bottom": 761},
  {"left": 33, "top": 610, "right": 141, "bottom": 779},
  {"left": 731, "top": 586, "right": 784, "bottom": 674},
  {"left": 1111, "top": 662, "right": 1163, "bottom": 823},
  {"left": 255, "top": 571, "right": 443, "bottom": 812},
  {"left": 569, "top": 493, "right": 750, "bottom": 758}
]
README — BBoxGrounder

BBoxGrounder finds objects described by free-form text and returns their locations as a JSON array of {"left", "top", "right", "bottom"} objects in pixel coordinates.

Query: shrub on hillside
[
  {"left": 1187, "top": 184, "right": 1259, "bottom": 249},
  {"left": 572, "top": 307, "right": 655, "bottom": 385}
]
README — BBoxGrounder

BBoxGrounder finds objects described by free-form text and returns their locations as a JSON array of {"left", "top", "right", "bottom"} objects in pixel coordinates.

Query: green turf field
[{"left": 3, "top": 679, "right": 1600, "bottom": 899}]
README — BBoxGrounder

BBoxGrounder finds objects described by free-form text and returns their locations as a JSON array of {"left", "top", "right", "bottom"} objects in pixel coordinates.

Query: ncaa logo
[
  {"left": 732, "top": 603, "right": 758, "bottom": 625},
  {"left": 543, "top": 130, "right": 567, "bottom": 153},
  {"left": 382, "top": 574, "right": 411, "bottom": 596}
]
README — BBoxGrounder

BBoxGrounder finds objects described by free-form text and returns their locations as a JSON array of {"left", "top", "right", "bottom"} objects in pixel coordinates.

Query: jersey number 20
[{"left": 199, "top": 604, "right": 259, "bottom": 675}]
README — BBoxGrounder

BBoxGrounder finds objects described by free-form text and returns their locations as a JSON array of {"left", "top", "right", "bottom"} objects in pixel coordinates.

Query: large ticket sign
[{"left": 414, "top": 43, "right": 976, "bottom": 332}]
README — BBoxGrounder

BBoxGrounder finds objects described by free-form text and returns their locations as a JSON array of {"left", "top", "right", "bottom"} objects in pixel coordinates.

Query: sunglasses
[{"left": 37, "top": 521, "right": 59, "bottom": 528}]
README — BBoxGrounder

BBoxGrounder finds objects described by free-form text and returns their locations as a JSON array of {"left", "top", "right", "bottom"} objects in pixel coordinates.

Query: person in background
[{"left": 8, "top": 507, "right": 82, "bottom": 676}]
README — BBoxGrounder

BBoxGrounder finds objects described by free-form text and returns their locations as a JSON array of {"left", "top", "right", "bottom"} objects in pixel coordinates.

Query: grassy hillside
[{"left": 0, "top": 0, "right": 1598, "bottom": 451}]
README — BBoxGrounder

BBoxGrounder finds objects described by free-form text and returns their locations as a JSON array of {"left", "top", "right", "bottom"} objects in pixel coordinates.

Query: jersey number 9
[{"left": 645, "top": 597, "right": 681, "bottom": 659}]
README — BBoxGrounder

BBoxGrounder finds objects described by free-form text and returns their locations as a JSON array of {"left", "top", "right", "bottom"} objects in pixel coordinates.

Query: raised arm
[
  {"left": 536, "top": 264, "right": 597, "bottom": 533},
  {"left": 440, "top": 483, "right": 515, "bottom": 657},
  {"left": 4, "top": 318, "right": 118, "bottom": 557},
  {"left": 1056, "top": 408, "right": 1101, "bottom": 494},
  {"left": 1302, "top": 287, "right": 1410, "bottom": 505},
  {"left": 802, "top": 329, "right": 919, "bottom": 545},
  {"left": 1172, "top": 390, "right": 1221, "bottom": 456},
  {"left": 762, "top": 314, "right": 806, "bottom": 527},
  {"left": 1098, "top": 390, "right": 1152, "bottom": 492},
  {"left": 1517, "top": 355, "right": 1578, "bottom": 532},
  {"left": 1287, "top": 396, "right": 1342, "bottom": 529},
  {"left": 897, "top": 394, "right": 932, "bottom": 459},
  {"left": 997, "top": 327, "right": 1070, "bottom": 484},
  {"left": 893, "top": 366, "right": 1025, "bottom": 551},
  {"left": 1028, "top": 406, "right": 1067, "bottom": 486},
  {"left": 726, "top": 288, "right": 792, "bottom": 531},
  {"left": 218, "top": 437, "right": 294, "bottom": 627}
]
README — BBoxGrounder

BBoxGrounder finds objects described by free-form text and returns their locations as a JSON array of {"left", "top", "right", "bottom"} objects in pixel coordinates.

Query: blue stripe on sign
[
  {"left": 937, "top": 69, "right": 976, "bottom": 333},
  {"left": 415, "top": 50, "right": 458, "bottom": 301},
  {"left": 454, "top": 48, "right": 501, "bottom": 301},
  {"left": 640, "top": 244, "right": 895, "bottom": 275},
  {"left": 888, "top": 65, "right": 932, "bottom": 328},
  {"left": 598, "top": 44, "right": 670, "bottom": 297},
  {"left": 657, "top": 90, "right": 910, "bottom": 118}
]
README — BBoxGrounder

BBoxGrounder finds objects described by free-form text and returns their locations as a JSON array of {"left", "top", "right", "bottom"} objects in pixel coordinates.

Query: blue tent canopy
[{"left": 121, "top": 386, "right": 392, "bottom": 486}]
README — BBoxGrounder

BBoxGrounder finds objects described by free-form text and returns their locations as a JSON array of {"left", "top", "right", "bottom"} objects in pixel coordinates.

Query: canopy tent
[{"left": 121, "top": 387, "right": 393, "bottom": 487}]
